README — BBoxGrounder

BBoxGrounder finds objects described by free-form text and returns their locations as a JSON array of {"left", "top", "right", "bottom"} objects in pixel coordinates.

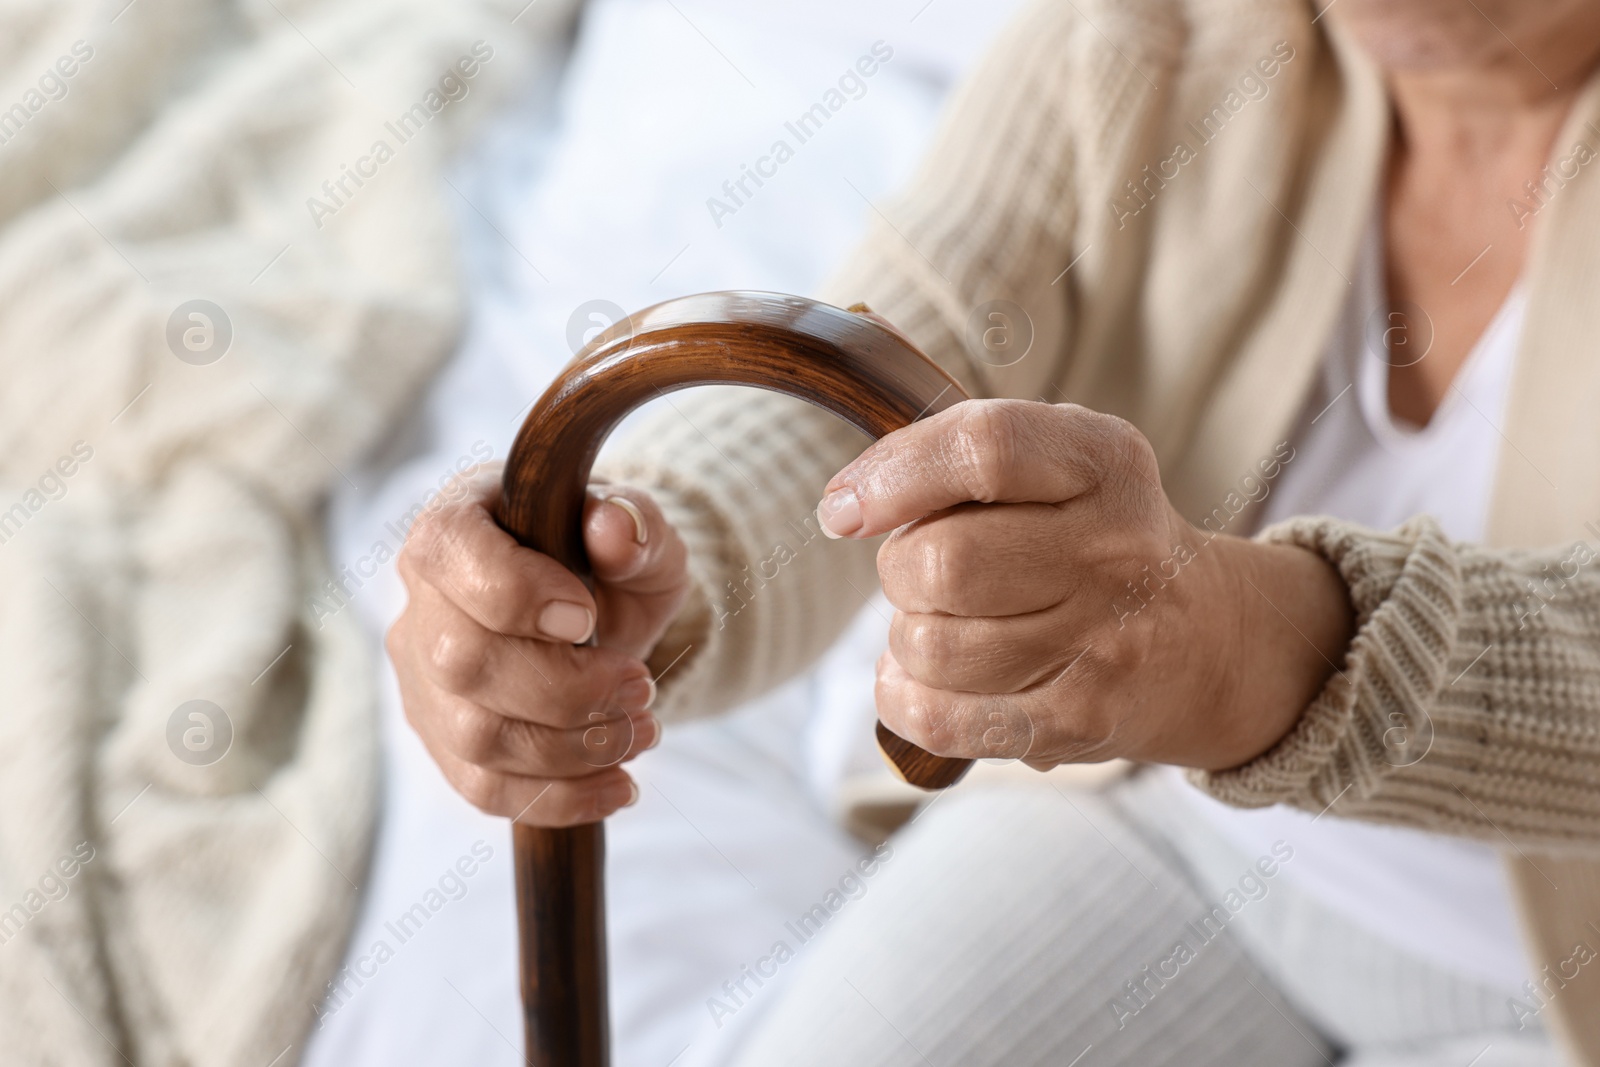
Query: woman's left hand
[{"left": 816, "top": 399, "right": 1354, "bottom": 772}]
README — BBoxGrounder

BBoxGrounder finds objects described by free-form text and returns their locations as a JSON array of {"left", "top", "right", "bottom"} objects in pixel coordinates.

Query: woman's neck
[
  {"left": 1327, "top": 0, "right": 1600, "bottom": 426},
  {"left": 1388, "top": 41, "right": 1596, "bottom": 167}
]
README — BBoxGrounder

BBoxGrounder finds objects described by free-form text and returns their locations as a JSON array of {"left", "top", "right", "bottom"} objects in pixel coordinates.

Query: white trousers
[
  {"left": 713, "top": 778, "right": 1556, "bottom": 1067},
  {"left": 303, "top": 664, "right": 1559, "bottom": 1067}
]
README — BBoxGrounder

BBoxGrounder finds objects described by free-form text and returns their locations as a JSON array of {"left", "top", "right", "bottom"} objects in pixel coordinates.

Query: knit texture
[
  {"left": 0, "top": 2, "right": 576, "bottom": 1064},
  {"left": 599, "top": 0, "right": 1600, "bottom": 1061},
  {"left": 1193, "top": 516, "right": 1600, "bottom": 848}
]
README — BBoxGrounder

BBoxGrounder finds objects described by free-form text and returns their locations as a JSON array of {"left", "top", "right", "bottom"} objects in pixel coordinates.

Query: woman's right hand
[{"left": 387, "top": 463, "right": 691, "bottom": 827}]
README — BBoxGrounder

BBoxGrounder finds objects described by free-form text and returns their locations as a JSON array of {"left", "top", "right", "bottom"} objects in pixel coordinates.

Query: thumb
[{"left": 582, "top": 484, "right": 688, "bottom": 598}]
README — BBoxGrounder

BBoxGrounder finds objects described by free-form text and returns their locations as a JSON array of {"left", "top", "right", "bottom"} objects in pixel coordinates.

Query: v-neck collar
[{"left": 1165, "top": 17, "right": 1390, "bottom": 522}]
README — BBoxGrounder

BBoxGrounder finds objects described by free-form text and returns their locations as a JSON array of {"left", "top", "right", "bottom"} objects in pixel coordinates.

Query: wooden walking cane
[{"left": 498, "top": 291, "right": 975, "bottom": 1066}]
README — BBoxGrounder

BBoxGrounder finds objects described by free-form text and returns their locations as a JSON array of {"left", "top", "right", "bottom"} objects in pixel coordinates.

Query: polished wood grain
[
  {"left": 498, "top": 291, "right": 975, "bottom": 1066},
  {"left": 512, "top": 821, "right": 607, "bottom": 1065}
]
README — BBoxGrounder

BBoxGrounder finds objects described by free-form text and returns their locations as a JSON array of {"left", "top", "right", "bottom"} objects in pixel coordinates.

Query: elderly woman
[{"left": 390, "top": 0, "right": 1600, "bottom": 1063}]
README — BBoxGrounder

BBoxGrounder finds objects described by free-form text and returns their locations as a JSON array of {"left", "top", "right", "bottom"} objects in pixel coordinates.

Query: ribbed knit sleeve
[
  {"left": 594, "top": 389, "right": 876, "bottom": 722},
  {"left": 1190, "top": 516, "right": 1600, "bottom": 849},
  {"left": 596, "top": 0, "right": 1091, "bottom": 720}
]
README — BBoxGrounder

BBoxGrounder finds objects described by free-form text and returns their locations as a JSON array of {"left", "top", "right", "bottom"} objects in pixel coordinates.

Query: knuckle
[
  {"left": 384, "top": 617, "right": 406, "bottom": 663},
  {"left": 892, "top": 523, "right": 969, "bottom": 611},
  {"left": 574, "top": 712, "right": 631, "bottom": 766},
  {"left": 977, "top": 699, "right": 1033, "bottom": 758},
  {"left": 405, "top": 506, "right": 449, "bottom": 575},
  {"left": 426, "top": 623, "right": 489, "bottom": 691},
  {"left": 900, "top": 615, "right": 950, "bottom": 674},
  {"left": 1090, "top": 411, "right": 1156, "bottom": 480},
  {"left": 916, "top": 535, "right": 960, "bottom": 609},
  {"left": 473, "top": 568, "right": 528, "bottom": 635},
  {"left": 875, "top": 537, "right": 910, "bottom": 605},
  {"left": 1099, "top": 411, "right": 1139, "bottom": 445},
  {"left": 448, "top": 704, "right": 504, "bottom": 765},
  {"left": 1102, "top": 614, "right": 1157, "bottom": 679},
  {"left": 1049, "top": 700, "right": 1116, "bottom": 761},
  {"left": 573, "top": 784, "right": 615, "bottom": 826},
  {"left": 896, "top": 698, "right": 953, "bottom": 755},
  {"left": 952, "top": 401, "right": 1019, "bottom": 501},
  {"left": 453, "top": 764, "right": 503, "bottom": 813}
]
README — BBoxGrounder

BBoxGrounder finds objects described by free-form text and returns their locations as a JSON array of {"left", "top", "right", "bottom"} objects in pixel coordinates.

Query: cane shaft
[{"left": 499, "top": 292, "right": 975, "bottom": 1064}]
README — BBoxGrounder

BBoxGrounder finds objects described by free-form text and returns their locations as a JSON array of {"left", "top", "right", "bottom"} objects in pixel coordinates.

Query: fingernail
[
  {"left": 617, "top": 673, "right": 657, "bottom": 712},
  {"left": 538, "top": 600, "right": 595, "bottom": 643},
  {"left": 818, "top": 488, "right": 862, "bottom": 539},
  {"left": 607, "top": 778, "right": 640, "bottom": 809},
  {"left": 627, "top": 712, "right": 661, "bottom": 753},
  {"left": 602, "top": 496, "right": 648, "bottom": 544}
]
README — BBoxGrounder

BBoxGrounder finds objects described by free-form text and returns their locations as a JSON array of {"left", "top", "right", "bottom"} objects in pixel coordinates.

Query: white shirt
[{"left": 1163, "top": 223, "right": 1531, "bottom": 990}]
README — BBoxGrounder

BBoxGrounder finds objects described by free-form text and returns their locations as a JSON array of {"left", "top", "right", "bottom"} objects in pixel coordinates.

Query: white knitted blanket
[{"left": 0, "top": 1, "right": 575, "bottom": 1062}]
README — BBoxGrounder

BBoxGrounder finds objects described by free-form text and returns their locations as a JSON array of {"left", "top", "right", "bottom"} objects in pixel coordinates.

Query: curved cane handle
[{"left": 499, "top": 291, "right": 974, "bottom": 1066}]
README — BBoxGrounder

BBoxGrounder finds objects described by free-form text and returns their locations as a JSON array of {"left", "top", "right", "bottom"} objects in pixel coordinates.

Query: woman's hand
[
  {"left": 817, "top": 399, "right": 1354, "bottom": 772},
  {"left": 388, "top": 464, "right": 690, "bottom": 826}
]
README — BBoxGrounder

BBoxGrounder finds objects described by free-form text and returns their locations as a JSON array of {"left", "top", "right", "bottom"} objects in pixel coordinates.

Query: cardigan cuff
[{"left": 1188, "top": 516, "right": 1463, "bottom": 812}]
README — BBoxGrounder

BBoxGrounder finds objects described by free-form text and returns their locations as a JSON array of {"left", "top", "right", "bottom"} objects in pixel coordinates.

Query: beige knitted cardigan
[{"left": 598, "top": 0, "right": 1600, "bottom": 1060}]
